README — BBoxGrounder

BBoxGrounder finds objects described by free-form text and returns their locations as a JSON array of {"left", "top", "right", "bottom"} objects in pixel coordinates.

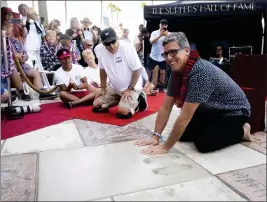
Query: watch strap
[{"left": 152, "top": 132, "right": 163, "bottom": 140}]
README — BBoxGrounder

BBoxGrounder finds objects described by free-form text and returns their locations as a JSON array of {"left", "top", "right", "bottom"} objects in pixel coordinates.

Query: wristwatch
[
  {"left": 152, "top": 132, "right": 163, "bottom": 140},
  {"left": 128, "top": 85, "right": 134, "bottom": 91}
]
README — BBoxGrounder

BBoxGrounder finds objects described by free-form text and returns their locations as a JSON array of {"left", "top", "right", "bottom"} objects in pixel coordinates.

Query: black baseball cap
[
  {"left": 100, "top": 27, "right": 117, "bottom": 43},
  {"left": 56, "top": 48, "right": 71, "bottom": 59},
  {"left": 160, "top": 18, "right": 168, "bottom": 25}
]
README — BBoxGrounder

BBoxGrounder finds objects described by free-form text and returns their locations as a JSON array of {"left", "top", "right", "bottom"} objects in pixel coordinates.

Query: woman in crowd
[
  {"left": 1, "top": 8, "right": 31, "bottom": 101},
  {"left": 4, "top": 24, "right": 56, "bottom": 100},
  {"left": 92, "top": 25, "right": 101, "bottom": 64},
  {"left": 48, "top": 19, "right": 61, "bottom": 34},
  {"left": 40, "top": 30, "right": 61, "bottom": 71},
  {"left": 48, "top": 19, "right": 61, "bottom": 43},
  {"left": 65, "top": 17, "right": 84, "bottom": 54},
  {"left": 135, "top": 33, "right": 144, "bottom": 66}
]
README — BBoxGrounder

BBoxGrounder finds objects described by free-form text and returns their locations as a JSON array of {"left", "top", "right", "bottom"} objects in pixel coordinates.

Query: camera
[
  {"left": 10, "top": 18, "right": 21, "bottom": 24},
  {"left": 14, "top": 104, "right": 41, "bottom": 114},
  {"left": 162, "top": 27, "right": 167, "bottom": 31},
  {"left": 3, "top": 104, "right": 41, "bottom": 120}
]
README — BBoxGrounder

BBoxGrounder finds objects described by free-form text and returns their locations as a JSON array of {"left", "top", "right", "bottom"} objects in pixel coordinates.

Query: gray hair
[
  {"left": 123, "top": 28, "right": 129, "bottom": 33},
  {"left": 162, "top": 32, "right": 190, "bottom": 49},
  {"left": 82, "top": 39, "right": 93, "bottom": 46},
  {"left": 18, "top": 3, "right": 28, "bottom": 10}
]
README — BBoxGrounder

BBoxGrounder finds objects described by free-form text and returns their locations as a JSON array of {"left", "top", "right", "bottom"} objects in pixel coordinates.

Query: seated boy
[
  {"left": 64, "top": 49, "right": 103, "bottom": 108},
  {"left": 55, "top": 48, "right": 97, "bottom": 108}
]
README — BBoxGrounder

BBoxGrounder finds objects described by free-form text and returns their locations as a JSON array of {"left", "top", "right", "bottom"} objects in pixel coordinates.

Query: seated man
[
  {"left": 54, "top": 48, "right": 94, "bottom": 107},
  {"left": 40, "top": 30, "right": 61, "bottom": 71},
  {"left": 92, "top": 27, "right": 148, "bottom": 119}
]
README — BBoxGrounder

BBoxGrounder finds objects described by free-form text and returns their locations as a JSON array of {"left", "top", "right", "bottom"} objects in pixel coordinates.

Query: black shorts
[{"left": 147, "top": 57, "right": 167, "bottom": 70}]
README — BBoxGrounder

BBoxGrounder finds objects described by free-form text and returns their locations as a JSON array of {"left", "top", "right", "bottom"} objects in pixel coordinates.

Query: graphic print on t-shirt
[{"left": 115, "top": 56, "right": 122, "bottom": 63}]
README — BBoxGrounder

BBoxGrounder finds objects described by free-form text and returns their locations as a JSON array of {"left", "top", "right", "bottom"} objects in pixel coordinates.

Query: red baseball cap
[
  {"left": 56, "top": 48, "right": 72, "bottom": 59},
  {"left": 1, "top": 7, "right": 20, "bottom": 23},
  {"left": 1, "top": 7, "right": 19, "bottom": 16}
]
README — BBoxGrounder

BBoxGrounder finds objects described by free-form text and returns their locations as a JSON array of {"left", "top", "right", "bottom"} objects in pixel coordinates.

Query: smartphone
[{"left": 10, "top": 18, "right": 21, "bottom": 24}]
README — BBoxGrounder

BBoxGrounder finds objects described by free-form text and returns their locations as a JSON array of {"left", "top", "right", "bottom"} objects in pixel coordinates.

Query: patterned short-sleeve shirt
[{"left": 167, "top": 59, "right": 251, "bottom": 117}]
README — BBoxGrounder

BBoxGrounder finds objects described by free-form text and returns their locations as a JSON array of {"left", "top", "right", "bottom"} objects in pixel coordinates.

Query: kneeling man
[
  {"left": 55, "top": 48, "right": 95, "bottom": 107},
  {"left": 93, "top": 27, "right": 147, "bottom": 119}
]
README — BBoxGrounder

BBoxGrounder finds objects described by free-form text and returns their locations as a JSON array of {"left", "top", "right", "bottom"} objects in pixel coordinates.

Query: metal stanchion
[{"left": 1, "top": 30, "right": 12, "bottom": 106}]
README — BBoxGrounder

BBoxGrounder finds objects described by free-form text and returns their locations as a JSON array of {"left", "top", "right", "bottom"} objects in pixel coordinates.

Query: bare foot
[{"left": 243, "top": 123, "right": 253, "bottom": 142}]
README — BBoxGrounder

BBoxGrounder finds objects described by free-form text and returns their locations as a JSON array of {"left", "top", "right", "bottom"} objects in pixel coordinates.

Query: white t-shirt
[
  {"left": 54, "top": 64, "right": 87, "bottom": 91},
  {"left": 24, "top": 22, "right": 42, "bottom": 52},
  {"left": 149, "top": 30, "right": 170, "bottom": 62},
  {"left": 97, "top": 40, "right": 143, "bottom": 91},
  {"left": 84, "top": 30, "right": 93, "bottom": 41},
  {"left": 84, "top": 66, "right": 100, "bottom": 84}
]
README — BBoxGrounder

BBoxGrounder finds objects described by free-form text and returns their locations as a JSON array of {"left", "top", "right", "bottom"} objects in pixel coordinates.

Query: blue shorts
[{"left": 1, "top": 87, "right": 5, "bottom": 95}]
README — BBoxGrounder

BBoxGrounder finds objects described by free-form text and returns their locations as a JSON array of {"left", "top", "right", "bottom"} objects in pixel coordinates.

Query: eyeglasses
[
  {"left": 161, "top": 49, "right": 181, "bottom": 59},
  {"left": 103, "top": 40, "right": 116, "bottom": 46},
  {"left": 87, "top": 44, "right": 93, "bottom": 47}
]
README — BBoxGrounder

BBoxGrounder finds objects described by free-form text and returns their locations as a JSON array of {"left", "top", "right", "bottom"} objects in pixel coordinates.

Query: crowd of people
[
  {"left": 1, "top": 4, "right": 255, "bottom": 154},
  {"left": 0, "top": 4, "right": 154, "bottom": 119}
]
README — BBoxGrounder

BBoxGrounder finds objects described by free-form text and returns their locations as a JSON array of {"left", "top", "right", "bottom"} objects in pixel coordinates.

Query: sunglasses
[
  {"left": 87, "top": 44, "right": 93, "bottom": 46},
  {"left": 161, "top": 49, "right": 181, "bottom": 59},
  {"left": 103, "top": 40, "right": 116, "bottom": 46}
]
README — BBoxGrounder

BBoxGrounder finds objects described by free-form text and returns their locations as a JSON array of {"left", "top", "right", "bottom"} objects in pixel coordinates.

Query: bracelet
[{"left": 152, "top": 132, "right": 163, "bottom": 140}]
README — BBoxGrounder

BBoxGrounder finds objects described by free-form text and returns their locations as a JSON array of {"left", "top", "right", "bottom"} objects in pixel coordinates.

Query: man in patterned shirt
[{"left": 136, "top": 32, "right": 253, "bottom": 155}]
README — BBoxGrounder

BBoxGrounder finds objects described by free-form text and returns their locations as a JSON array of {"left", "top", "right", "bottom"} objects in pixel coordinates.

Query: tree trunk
[{"left": 64, "top": 0, "right": 68, "bottom": 29}]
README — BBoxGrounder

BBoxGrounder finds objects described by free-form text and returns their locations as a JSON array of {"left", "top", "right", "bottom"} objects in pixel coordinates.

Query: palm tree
[
  {"left": 64, "top": 0, "right": 67, "bottom": 29},
  {"left": 107, "top": 3, "right": 116, "bottom": 25},
  {"left": 140, "top": 2, "right": 147, "bottom": 8},
  {"left": 114, "top": 6, "right": 121, "bottom": 27}
]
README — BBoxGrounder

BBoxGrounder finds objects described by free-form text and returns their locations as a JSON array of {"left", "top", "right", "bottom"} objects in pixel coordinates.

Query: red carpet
[
  {"left": 60, "top": 92, "right": 166, "bottom": 126},
  {"left": 1, "top": 102, "right": 72, "bottom": 140}
]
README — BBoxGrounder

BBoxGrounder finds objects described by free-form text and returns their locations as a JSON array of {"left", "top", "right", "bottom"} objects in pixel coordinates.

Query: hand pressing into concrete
[
  {"left": 140, "top": 144, "right": 168, "bottom": 156},
  {"left": 135, "top": 135, "right": 160, "bottom": 147}
]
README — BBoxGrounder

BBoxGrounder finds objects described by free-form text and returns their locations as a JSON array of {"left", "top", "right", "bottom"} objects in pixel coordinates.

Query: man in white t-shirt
[
  {"left": 93, "top": 27, "right": 148, "bottom": 119},
  {"left": 148, "top": 18, "right": 170, "bottom": 88},
  {"left": 55, "top": 48, "right": 97, "bottom": 108}
]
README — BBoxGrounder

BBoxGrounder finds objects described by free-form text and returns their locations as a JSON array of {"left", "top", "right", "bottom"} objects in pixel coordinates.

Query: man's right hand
[{"left": 135, "top": 135, "right": 160, "bottom": 146}]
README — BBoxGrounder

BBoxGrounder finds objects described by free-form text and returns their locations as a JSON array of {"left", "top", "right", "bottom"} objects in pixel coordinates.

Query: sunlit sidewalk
[{"left": 1, "top": 99, "right": 266, "bottom": 201}]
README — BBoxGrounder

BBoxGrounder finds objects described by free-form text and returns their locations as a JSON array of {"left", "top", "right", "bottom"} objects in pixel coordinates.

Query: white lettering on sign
[{"left": 152, "top": 3, "right": 256, "bottom": 15}]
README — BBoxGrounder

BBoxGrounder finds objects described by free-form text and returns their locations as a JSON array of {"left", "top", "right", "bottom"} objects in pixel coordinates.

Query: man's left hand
[
  {"left": 140, "top": 144, "right": 169, "bottom": 156},
  {"left": 122, "top": 89, "right": 132, "bottom": 101}
]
